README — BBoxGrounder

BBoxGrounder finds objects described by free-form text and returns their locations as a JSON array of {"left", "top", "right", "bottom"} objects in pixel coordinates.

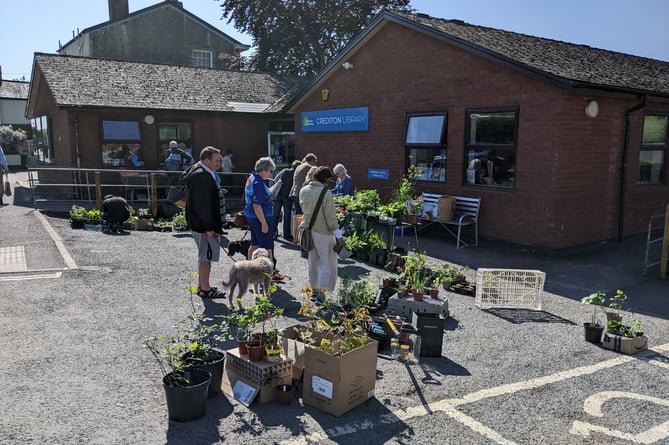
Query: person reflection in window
[{"left": 125, "top": 145, "right": 144, "bottom": 168}]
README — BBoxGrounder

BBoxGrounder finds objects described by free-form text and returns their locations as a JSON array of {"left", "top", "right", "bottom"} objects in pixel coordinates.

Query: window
[
  {"left": 158, "top": 122, "right": 193, "bottom": 165},
  {"left": 465, "top": 108, "right": 518, "bottom": 188},
  {"left": 30, "top": 116, "right": 54, "bottom": 164},
  {"left": 192, "top": 50, "right": 213, "bottom": 68},
  {"left": 100, "top": 120, "right": 142, "bottom": 168},
  {"left": 638, "top": 114, "right": 668, "bottom": 185},
  {"left": 101, "top": 120, "right": 141, "bottom": 141},
  {"left": 404, "top": 113, "right": 447, "bottom": 183}
]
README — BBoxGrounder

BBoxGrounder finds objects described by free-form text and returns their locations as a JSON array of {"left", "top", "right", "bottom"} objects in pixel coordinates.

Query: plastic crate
[{"left": 475, "top": 268, "right": 545, "bottom": 310}]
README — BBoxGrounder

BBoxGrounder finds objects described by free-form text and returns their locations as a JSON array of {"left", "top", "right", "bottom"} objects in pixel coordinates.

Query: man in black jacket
[
  {"left": 181, "top": 146, "right": 226, "bottom": 299},
  {"left": 272, "top": 159, "right": 301, "bottom": 241},
  {"left": 102, "top": 194, "right": 130, "bottom": 234}
]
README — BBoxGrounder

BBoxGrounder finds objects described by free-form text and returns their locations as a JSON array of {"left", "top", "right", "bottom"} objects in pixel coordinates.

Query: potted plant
[
  {"left": 247, "top": 289, "right": 284, "bottom": 362},
  {"left": 603, "top": 318, "right": 648, "bottom": 354},
  {"left": 68, "top": 205, "right": 87, "bottom": 229},
  {"left": 218, "top": 302, "right": 257, "bottom": 355},
  {"left": 363, "top": 230, "right": 387, "bottom": 266},
  {"left": 580, "top": 292, "right": 606, "bottom": 343},
  {"left": 338, "top": 275, "right": 376, "bottom": 313},
  {"left": 412, "top": 279, "right": 425, "bottom": 301},
  {"left": 172, "top": 210, "right": 188, "bottom": 231},
  {"left": 606, "top": 289, "right": 627, "bottom": 323}
]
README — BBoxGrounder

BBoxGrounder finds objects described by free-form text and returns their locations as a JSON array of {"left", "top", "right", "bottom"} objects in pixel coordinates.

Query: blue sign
[
  {"left": 368, "top": 168, "right": 389, "bottom": 180},
  {"left": 301, "top": 107, "right": 369, "bottom": 132}
]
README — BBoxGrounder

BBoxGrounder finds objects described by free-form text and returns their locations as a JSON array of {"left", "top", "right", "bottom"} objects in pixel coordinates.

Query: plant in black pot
[
  {"left": 580, "top": 292, "right": 606, "bottom": 343},
  {"left": 177, "top": 279, "right": 226, "bottom": 398},
  {"left": 68, "top": 205, "right": 87, "bottom": 229},
  {"left": 144, "top": 330, "right": 211, "bottom": 422}
]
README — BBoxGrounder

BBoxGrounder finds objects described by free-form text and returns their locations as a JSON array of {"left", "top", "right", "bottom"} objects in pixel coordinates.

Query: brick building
[{"left": 287, "top": 10, "right": 669, "bottom": 250}]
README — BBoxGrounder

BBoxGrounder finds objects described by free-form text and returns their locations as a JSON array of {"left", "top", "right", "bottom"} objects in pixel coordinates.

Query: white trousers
[{"left": 308, "top": 230, "right": 338, "bottom": 292}]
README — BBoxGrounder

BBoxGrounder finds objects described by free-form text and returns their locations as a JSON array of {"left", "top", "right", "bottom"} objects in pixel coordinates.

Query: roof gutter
[{"left": 617, "top": 95, "right": 648, "bottom": 242}]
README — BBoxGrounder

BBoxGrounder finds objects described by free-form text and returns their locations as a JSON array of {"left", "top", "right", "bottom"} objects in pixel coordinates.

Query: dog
[
  {"left": 227, "top": 239, "right": 251, "bottom": 259},
  {"left": 223, "top": 248, "right": 274, "bottom": 310},
  {"left": 227, "top": 239, "right": 278, "bottom": 271}
]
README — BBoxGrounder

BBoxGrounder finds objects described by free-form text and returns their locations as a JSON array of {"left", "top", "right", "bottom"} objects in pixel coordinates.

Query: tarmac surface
[{"left": 1, "top": 170, "right": 668, "bottom": 445}]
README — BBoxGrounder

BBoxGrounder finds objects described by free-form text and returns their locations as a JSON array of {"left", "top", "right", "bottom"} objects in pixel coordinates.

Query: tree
[{"left": 217, "top": 0, "right": 413, "bottom": 76}]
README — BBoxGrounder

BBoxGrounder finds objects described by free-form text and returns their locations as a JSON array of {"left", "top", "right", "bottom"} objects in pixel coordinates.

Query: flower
[{"left": 0, "top": 125, "right": 27, "bottom": 154}]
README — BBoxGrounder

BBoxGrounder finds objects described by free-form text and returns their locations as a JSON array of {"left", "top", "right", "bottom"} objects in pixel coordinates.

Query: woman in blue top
[
  {"left": 244, "top": 156, "right": 276, "bottom": 265},
  {"left": 332, "top": 163, "right": 353, "bottom": 196}
]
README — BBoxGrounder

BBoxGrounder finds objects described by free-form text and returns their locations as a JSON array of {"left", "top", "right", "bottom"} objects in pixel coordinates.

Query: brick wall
[{"left": 293, "top": 22, "right": 669, "bottom": 249}]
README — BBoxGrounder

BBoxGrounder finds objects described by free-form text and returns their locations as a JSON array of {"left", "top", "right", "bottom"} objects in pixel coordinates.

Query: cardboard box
[
  {"left": 222, "top": 348, "right": 293, "bottom": 404},
  {"left": 302, "top": 335, "right": 378, "bottom": 417},
  {"left": 602, "top": 334, "right": 649, "bottom": 355},
  {"left": 411, "top": 312, "right": 444, "bottom": 357},
  {"left": 282, "top": 325, "right": 308, "bottom": 380}
]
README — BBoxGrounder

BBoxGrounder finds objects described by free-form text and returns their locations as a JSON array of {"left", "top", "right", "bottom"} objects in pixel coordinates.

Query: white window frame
[{"left": 192, "top": 50, "right": 213, "bottom": 68}]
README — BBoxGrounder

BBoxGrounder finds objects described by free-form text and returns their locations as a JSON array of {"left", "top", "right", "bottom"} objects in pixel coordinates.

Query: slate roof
[
  {"left": 0, "top": 80, "right": 30, "bottom": 100},
  {"left": 31, "top": 54, "right": 305, "bottom": 114},
  {"left": 391, "top": 10, "right": 669, "bottom": 97},
  {"left": 288, "top": 10, "right": 669, "bottom": 111},
  {"left": 59, "top": 1, "right": 249, "bottom": 53}
]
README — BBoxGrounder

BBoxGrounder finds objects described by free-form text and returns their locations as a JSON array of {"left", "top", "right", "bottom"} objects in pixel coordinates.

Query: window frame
[
  {"left": 637, "top": 113, "right": 668, "bottom": 186},
  {"left": 30, "top": 116, "right": 54, "bottom": 164},
  {"left": 404, "top": 111, "right": 448, "bottom": 184},
  {"left": 192, "top": 50, "right": 213, "bottom": 68},
  {"left": 464, "top": 107, "right": 519, "bottom": 189},
  {"left": 158, "top": 121, "right": 194, "bottom": 166}
]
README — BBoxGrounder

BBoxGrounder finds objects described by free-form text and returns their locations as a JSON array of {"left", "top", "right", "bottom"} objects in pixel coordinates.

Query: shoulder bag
[{"left": 299, "top": 187, "right": 328, "bottom": 251}]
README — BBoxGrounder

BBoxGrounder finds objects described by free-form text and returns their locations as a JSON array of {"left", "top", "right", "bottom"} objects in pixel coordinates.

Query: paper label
[
  {"left": 232, "top": 380, "right": 257, "bottom": 406},
  {"left": 311, "top": 375, "right": 334, "bottom": 399}
]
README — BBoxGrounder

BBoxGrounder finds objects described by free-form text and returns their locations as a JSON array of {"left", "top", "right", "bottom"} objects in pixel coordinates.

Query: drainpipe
[
  {"left": 617, "top": 96, "right": 647, "bottom": 242},
  {"left": 74, "top": 111, "right": 81, "bottom": 169}
]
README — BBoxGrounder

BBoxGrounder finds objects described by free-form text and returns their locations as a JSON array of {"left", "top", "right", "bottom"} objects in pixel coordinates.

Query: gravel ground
[{"left": 1, "top": 203, "right": 668, "bottom": 445}]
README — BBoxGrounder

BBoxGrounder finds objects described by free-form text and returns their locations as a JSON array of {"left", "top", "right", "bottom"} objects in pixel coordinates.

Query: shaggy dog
[{"left": 223, "top": 248, "right": 273, "bottom": 309}]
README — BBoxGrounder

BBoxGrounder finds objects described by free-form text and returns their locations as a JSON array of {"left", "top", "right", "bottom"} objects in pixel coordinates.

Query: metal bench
[{"left": 419, "top": 193, "right": 481, "bottom": 248}]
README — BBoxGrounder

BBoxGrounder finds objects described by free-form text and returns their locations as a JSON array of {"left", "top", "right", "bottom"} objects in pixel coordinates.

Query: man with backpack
[{"left": 165, "top": 141, "right": 194, "bottom": 171}]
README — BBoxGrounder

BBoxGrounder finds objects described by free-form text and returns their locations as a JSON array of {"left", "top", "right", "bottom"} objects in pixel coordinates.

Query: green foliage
[
  {"left": 68, "top": 205, "right": 87, "bottom": 221},
  {"left": 85, "top": 209, "right": 103, "bottom": 221},
  {"left": 219, "top": 0, "right": 413, "bottom": 76},
  {"left": 608, "top": 289, "right": 627, "bottom": 313},
  {"left": 144, "top": 273, "right": 224, "bottom": 385},
  {"left": 172, "top": 210, "right": 187, "bottom": 229},
  {"left": 344, "top": 230, "right": 366, "bottom": 252},
  {"left": 581, "top": 292, "right": 606, "bottom": 326},
  {"left": 607, "top": 319, "right": 643, "bottom": 338},
  {"left": 362, "top": 230, "right": 386, "bottom": 252},
  {"left": 338, "top": 275, "right": 376, "bottom": 310}
]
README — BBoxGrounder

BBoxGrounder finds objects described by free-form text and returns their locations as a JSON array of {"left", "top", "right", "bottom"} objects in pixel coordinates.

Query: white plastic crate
[{"left": 475, "top": 268, "right": 545, "bottom": 310}]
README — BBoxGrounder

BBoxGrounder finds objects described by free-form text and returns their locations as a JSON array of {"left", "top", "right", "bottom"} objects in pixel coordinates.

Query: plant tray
[{"left": 449, "top": 281, "right": 476, "bottom": 296}]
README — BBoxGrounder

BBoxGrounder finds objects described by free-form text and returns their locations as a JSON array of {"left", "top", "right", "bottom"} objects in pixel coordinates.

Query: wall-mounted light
[
  {"left": 585, "top": 100, "right": 599, "bottom": 118},
  {"left": 342, "top": 61, "right": 353, "bottom": 70},
  {"left": 321, "top": 89, "right": 329, "bottom": 101},
  {"left": 144, "top": 114, "right": 155, "bottom": 125}
]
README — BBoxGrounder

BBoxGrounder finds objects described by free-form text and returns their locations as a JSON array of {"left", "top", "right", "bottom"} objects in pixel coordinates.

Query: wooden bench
[{"left": 419, "top": 193, "right": 481, "bottom": 248}]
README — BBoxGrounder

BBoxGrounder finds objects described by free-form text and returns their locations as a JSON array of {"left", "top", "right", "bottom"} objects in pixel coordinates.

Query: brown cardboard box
[
  {"left": 302, "top": 336, "right": 378, "bottom": 417},
  {"left": 282, "top": 325, "right": 308, "bottom": 380},
  {"left": 602, "top": 333, "right": 649, "bottom": 355},
  {"left": 222, "top": 348, "right": 293, "bottom": 404}
]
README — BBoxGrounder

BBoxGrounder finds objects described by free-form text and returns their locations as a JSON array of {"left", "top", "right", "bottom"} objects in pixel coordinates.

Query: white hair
[{"left": 333, "top": 163, "right": 347, "bottom": 175}]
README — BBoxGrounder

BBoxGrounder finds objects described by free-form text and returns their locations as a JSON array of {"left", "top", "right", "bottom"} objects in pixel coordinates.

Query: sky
[{"left": 1, "top": 0, "right": 668, "bottom": 81}]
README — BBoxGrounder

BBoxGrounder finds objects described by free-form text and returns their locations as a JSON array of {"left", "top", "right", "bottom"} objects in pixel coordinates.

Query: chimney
[{"left": 108, "top": 0, "right": 129, "bottom": 21}]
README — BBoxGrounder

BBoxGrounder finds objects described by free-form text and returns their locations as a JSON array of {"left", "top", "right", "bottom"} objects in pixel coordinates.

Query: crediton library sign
[{"left": 301, "top": 107, "right": 369, "bottom": 132}]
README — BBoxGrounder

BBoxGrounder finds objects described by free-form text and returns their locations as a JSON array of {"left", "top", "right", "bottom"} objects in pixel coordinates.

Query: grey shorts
[{"left": 192, "top": 232, "right": 221, "bottom": 262}]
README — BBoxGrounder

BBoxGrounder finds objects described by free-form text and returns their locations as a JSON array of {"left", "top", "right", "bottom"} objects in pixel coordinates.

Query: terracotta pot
[
  {"left": 429, "top": 288, "right": 439, "bottom": 299},
  {"left": 247, "top": 342, "right": 265, "bottom": 362},
  {"left": 412, "top": 291, "right": 424, "bottom": 301},
  {"left": 238, "top": 341, "right": 248, "bottom": 355},
  {"left": 276, "top": 384, "right": 295, "bottom": 405}
]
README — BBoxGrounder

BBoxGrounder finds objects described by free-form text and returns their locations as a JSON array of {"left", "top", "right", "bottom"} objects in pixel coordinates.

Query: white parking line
[
  {"left": 282, "top": 343, "right": 669, "bottom": 445},
  {"left": 35, "top": 210, "right": 78, "bottom": 270}
]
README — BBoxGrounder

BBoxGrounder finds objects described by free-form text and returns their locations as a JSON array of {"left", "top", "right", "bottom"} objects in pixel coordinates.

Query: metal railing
[{"left": 27, "top": 167, "right": 249, "bottom": 216}]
